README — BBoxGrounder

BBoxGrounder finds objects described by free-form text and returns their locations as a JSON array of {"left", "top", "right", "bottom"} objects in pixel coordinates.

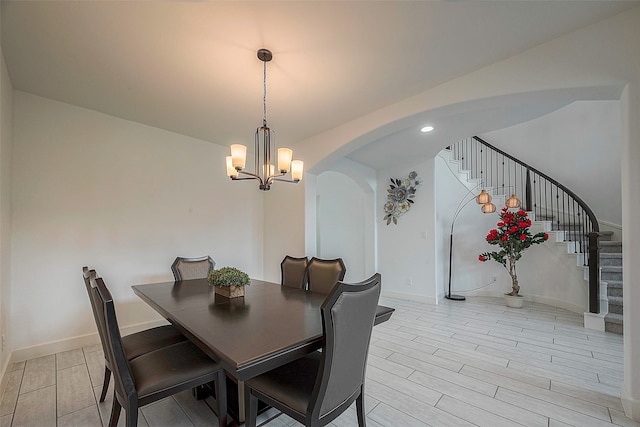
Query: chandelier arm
[
  {"left": 235, "top": 170, "right": 266, "bottom": 186},
  {"left": 230, "top": 177, "right": 260, "bottom": 181},
  {"left": 272, "top": 177, "right": 301, "bottom": 184}
]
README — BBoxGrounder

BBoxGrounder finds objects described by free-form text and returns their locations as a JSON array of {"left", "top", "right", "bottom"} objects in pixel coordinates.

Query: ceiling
[{"left": 2, "top": 1, "right": 637, "bottom": 170}]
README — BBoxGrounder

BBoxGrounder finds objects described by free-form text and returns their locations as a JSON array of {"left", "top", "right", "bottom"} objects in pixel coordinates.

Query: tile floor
[{"left": 0, "top": 295, "right": 637, "bottom": 427}]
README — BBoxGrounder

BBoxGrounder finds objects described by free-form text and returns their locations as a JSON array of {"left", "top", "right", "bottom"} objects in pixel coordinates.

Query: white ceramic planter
[{"left": 504, "top": 294, "right": 524, "bottom": 308}]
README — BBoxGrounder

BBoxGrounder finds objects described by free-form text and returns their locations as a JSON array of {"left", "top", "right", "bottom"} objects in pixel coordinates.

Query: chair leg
[
  {"left": 356, "top": 392, "right": 367, "bottom": 427},
  {"left": 108, "top": 397, "right": 122, "bottom": 427},
  {"left": 99, "top": 366, "right": 111, "bottom": 402},
  {"left": 244, "top": 386, "right": 258, "bottom": 427},
  {"left": 192, "top": 385, "right": 206, "bottom": 400},
  {"left": 126, "top": 407, "right": 138, "bottom": 427},
  {"left": 215, "top": 370, "right": 228, "bottom": 427}
]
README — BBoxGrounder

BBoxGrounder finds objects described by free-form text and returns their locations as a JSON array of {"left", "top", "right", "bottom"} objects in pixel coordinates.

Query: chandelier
[
  {"left": 476, "top": 188, "right": 496, "bottom": 213},
  {"left": 226, "top": 48, "right": 303, "bottom": 191}
]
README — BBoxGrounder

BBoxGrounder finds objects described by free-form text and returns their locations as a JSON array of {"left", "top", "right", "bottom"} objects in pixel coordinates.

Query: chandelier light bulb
[
  {"left": 277, "top": 148, "right": 293, "bottom": 173},
  {"left": 226, "top": 156, "right": 238, "bottom": 178},
  {"left": 230, "top": 144, "right": 247, "bottom": 170},
  {"left": 291, "top": 160, "right": 304, "bottom": 182}
]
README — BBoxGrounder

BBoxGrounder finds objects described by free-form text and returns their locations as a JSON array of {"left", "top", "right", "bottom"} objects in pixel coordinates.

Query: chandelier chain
[{"left": 263, "top": 59, "right": 267, "bottom": 127}]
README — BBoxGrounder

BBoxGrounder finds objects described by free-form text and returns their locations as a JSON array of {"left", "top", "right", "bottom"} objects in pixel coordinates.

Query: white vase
[{"left": 504, "top": 294, "right": 524, "bottom": 308}]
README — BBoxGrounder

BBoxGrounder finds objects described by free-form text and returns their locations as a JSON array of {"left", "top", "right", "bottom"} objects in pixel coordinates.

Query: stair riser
[
  {"left": 608, "top": 287, "right": 623, "bottom": 298},
  {"left": 608, "top": 303, "right": 623, "bottom": 315},
  {"left": 605, "top": 322, "right": 624, "bottom": 334},
  {"left": 600, "top": 245, "right": 623, "bottom": 253},
  {"left": 602, "top": 271, "right": 623, "bottom": 281},
  {"left": 600, "top": 257, "right": 622, "bottom": 267}
]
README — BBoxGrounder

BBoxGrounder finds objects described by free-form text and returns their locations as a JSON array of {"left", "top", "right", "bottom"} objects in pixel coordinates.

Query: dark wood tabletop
[{"left": 132, "top": 278, "right": 394, "bottom": 382}]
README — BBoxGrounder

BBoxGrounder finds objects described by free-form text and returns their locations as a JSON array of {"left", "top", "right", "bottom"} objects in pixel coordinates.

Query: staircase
[
  {"left": 443, "top": 136, "right": 620, "bottom": 333},
  {"left": 601, "top": 240, "right": 624, "bottom": 334}
]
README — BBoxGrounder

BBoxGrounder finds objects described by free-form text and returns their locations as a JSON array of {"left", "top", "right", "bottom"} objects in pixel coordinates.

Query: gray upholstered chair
[
  {"left": 244, "top": 273, "right": 381, "bottom": 427},
  {"left": 82, "top": 267, "right": 187, "bottom": 402},
  {"left": 306, "top": 257, "right": 346, "bottom": 294},
  {"left": 171, "top": 255, "right": 215, "bottom": 281},
  {"left": 92, "top": 274, "right": 227, "bottom": 427},
  {"left": 280, "top": 255, "right": 309, "bottom": 289}
]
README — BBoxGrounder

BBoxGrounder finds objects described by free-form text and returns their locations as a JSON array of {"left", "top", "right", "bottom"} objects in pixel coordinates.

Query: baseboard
[
  {"left": 8, "top": 319, "right": 168, "bottom": 365},
  {"left": 382, "top": 289, "right": 587, "bottom": 314},
  {"left": 381, "top": 290, "right": 437, "bottom": 305},
  {"left": 528, "top": 295, "right": 586, "bottom": 315},
  {"left": 0, "top": 356, "right": 11, "bottom": 400},
  {"left": 463, "top": 290, "right": 586, "bottom": 314},
  {"left": 599, "top": 220, "right": 622, "bottom": 231},
  {"left": 622, "top": 386, "right": 640, "bottom": 422}
]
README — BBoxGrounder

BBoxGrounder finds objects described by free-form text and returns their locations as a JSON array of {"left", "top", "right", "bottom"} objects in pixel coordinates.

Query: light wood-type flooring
[{"left": 1, "top": 296, "right": 637, "bottom": 427}]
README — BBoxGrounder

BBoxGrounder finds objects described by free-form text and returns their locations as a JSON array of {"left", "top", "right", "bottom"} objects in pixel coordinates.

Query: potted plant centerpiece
[
  {"left": 208, "top": 266, "right": 250, "bottom": 298},
  {"left": 479, "top": 207, "right": 548, "bottom": 307}
]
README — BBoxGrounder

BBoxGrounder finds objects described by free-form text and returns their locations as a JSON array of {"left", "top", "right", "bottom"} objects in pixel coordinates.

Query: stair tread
[
  {"left": 608, "top": 296, "right": 623, "bottom": 303},
  {"left": 602, "top": 266, "right": 623, "bottom": 271},
  {"left": 606, "top": 280, "right": 623, "bottom": 287},
  {"left": 600, "top": 241, "right": 623, "bottom": 245},
  {"left": 600, "top": 253, "right": 622, "bottom": 258}
]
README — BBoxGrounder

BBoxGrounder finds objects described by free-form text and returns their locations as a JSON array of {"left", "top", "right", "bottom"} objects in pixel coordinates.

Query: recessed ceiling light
[{"left": 421, "top": 126, "right": 434, "bottom": 133}]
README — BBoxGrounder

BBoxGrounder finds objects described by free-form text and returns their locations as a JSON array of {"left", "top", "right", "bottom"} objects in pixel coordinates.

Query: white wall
[
  {"left": 10, "top": 92, "right": 264, "bottom": 352},
  {"left": 377, "top": 160, "right": 437, "bottom": 302},
  {"left": 324, "top": 158, "right": 378, "bottom": 277},
  {"left": 262, "top": 181, "right": 306, "bottom": 284},
  {"left": 482, "top": 100, "right": 622, "bottom": 228},
  {"left": 0, "top": 11, "right": 14, "bottom": 375},
  {"left": 316, "top": 171, "right": 366, "bottom": 282}
]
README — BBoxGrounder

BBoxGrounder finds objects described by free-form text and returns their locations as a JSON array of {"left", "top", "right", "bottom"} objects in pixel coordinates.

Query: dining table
[{"left": 132, "top": 277, "right": 394, "bottom": 424}]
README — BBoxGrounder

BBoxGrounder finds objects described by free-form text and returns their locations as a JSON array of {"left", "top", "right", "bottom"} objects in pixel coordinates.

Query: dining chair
[
  {"left": 92, "top": 274, "right": 228, "bottom": 427},
  {"left": 280, "top": 255, "right": 309, "bottom": 289},
  {"left": 244, "top": 273, "right": 381, "bottom": 427},
  {"left": 82, "top": 267, "right": 188, "bottom": 402},
  {"left": 171, "top": 255, "right": 216, "bottom": 281},
  {"left": 306, "top": 257, "right": 346, "bottom": 294}
]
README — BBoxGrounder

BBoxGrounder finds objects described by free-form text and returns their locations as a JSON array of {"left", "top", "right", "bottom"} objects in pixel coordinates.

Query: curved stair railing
[{"left": 448, "top": 136, "right": 601, "bottom": 313}]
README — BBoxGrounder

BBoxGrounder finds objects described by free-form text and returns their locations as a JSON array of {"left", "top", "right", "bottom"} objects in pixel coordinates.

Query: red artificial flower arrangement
[{"left": 479, "top": 207, "right": 549, "bottom": 296}]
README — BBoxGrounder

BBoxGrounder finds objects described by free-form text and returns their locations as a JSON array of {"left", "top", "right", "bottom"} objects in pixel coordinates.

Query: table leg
[{"left": 199, "top": 375, "right": 267, "bottom": 425}]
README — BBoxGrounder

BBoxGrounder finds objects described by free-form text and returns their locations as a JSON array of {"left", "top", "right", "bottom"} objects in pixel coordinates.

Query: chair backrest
[
  {"left": 310, "top": 273, "right": 381, "bottom": 421},
  {"left": 171, "top": 256, "right": 215, "bottom": 281},
  {"left": 92, "top": 275, "right": 137, "bottom": 405},
  {"left": 82, "top": 267, "right": 111, "bottom": 364},
  {"left": 307, "top": 257, "right": 346, "bottom": 294},
  {"left": 280, "top": 256, "right": 308, "bottom": 289}
]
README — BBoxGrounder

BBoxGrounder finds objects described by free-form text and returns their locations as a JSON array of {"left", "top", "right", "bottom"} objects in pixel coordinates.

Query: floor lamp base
[{"left": 445, "top": 294, "right": 466, "bottom": 301}]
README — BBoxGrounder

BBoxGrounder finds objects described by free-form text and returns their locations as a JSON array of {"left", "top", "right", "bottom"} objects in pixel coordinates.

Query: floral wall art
[{"left": 383, "top": 171, "right": 421, "bottom": 225}]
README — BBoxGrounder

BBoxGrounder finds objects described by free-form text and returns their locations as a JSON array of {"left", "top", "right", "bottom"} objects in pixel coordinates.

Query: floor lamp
[{"left": 446, "top": 186, "right": 496, "bottom": 301}]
